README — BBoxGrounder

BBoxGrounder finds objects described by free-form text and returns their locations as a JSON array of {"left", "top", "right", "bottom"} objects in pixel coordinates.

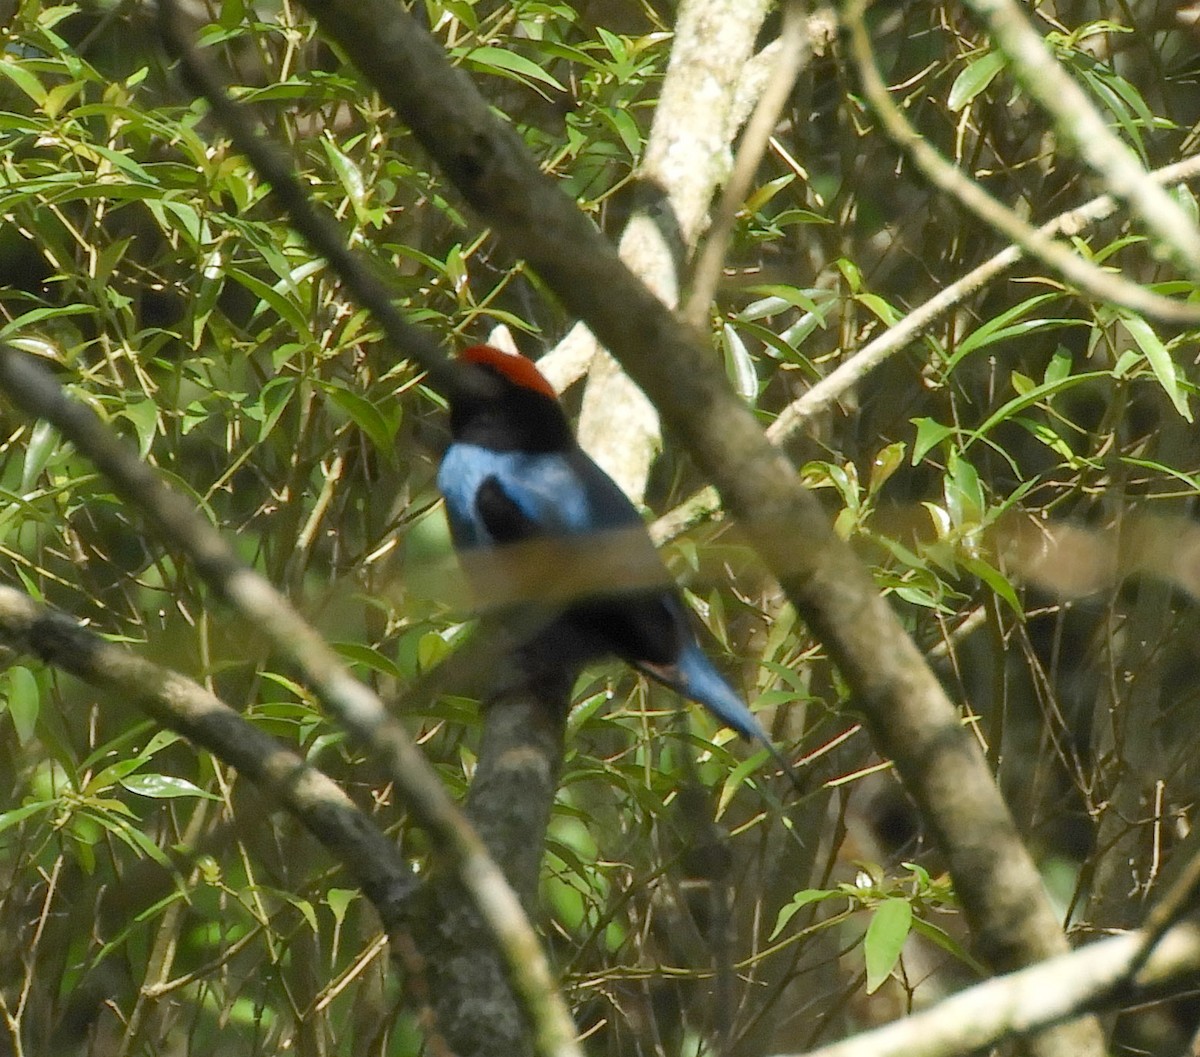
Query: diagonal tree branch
[
  {"left": 779, "top": 920, "right": 1200, "bottom": 1057},
  {"left": 961, "top": 0, "right": 1200, "bottom": 278}
]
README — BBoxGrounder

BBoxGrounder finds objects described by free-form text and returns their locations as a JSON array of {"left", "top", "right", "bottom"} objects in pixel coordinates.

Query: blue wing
[{"left": 437, "top": 442, "right": 645, "bottom": 548}]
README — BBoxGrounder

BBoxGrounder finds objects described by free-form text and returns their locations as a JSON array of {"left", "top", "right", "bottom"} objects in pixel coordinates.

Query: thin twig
[
  {"left": 845, "top": 0, "right": 1200, "bottom": 325},
  {"left": 1125, "top": 844, "right": 1200, "bottom": 982},
  {"left": 684, "top": 0, "right": 812, "bottom": 326},
  {"left": 962, "top": 0, "right": 1200, "bottom": 278}
]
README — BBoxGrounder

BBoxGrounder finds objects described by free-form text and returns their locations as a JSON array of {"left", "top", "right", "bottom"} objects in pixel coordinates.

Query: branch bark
[
  {"left": 574, "top": 0, "right": 772, "bottom": 501},
  {"left": 407, "top": 682, "right": 568, "bottom": 1057},
  {"left": 781, "top": 921, "right": 1200, "bottom": 1057}
]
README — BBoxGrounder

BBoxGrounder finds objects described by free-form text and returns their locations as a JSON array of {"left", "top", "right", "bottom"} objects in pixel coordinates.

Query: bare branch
[
  {"left": 844, "top": 0, "right": 1200, "bottom": 326},
  {"left": 961, "top": 0, "right": 1200, "bottom": 278},
  {"left": 779, "top": 922, "right": 1200, "bottom": 1057},
  {"left": 684, "top": 0, "right": 812, "bottom": 326}
]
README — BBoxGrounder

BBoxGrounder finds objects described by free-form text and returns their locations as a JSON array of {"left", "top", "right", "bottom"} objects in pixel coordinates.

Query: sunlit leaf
[
  {"left": 769, "top": 888, "right": 843, "bottom": 940},
  {"left": 121, "top": 774, "right": 221, "bottom": 800},
  {"left": 1122, "top": 314, "right": 1192, "bottom": 422},
  {"left": 864, "top": 897, "right": 912, "bottom": 994},
  {"left": 948, "top": 50, "right": 1007, "bottom": 112},
  {"left": 463, "top": 46, "right": 566, "bottom": 94}
]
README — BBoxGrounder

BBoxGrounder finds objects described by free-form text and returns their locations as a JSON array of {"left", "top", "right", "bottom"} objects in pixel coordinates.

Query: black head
[{"left": 449, "top": 345, "right": 573, "bottom": 453}]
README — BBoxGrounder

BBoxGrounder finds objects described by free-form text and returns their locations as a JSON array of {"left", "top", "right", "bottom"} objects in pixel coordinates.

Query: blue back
[{"left": 438, "top": 441, "right": 645, "bottom": 548}]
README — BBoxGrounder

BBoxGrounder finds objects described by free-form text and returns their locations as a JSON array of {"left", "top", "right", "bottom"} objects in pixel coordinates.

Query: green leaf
[
  {"left": 854, "top": 292, "right": 902, "bottom": 326},
  {"left": 0, "top": 304, "right": 95, "bottom": 338},
  {"left": 948, "top": 50, "right": 1007, "bottom": 112},
  {"left": 1043, "top": 349, "right": 1072, "bottom": 385},
  {"left": 0, "top": 801, "right": 51, "bottom": 837},
  {"left": 740, "top": 285, "right": 823, "bottom": 317},
  {"left": 21, "top": 420, "right": 60, "bottom": 493},
  {"left": 121, "top": 774, "right": 221, "bottom": 800},
  {"left": 744, "top": 173, "right": 795, "bottom": 215},
  {"left": 967, "top": 370, "right": 1107, "bottom": 446},
  {"left": 910, "top": 418, "right": 954, "bottom": 463},
  {"left": 948, "top": 296, "right": 1083, "bottom": 370},
  {"left": 910, "top": 916, "right": 987, "bottom": 973},
  {"left": 324, "top": 384, "right": 399, "bottom": 459},
  {"left": 228, "top": 266, "right": 314, "bottom": 339},
  {"left": 0, "top": 57, "right": 47, "bottom": 105},
  {"left": 103, "top": 815, "right": 172, "bottom": 867},
  {"left": 323, "top": 137, "right": 368, "bottom": 217},
  {"left": 118, "top": 399, "right": 159, "bottom": 458},
  {"left": 944, "top": 450, "right": 984, "bottom": 527},
  {"left": 1122, "top": 314, "right": 1192, "bottom": 422},
  {"left": 464, "top": 46, "right": 565, "bottom": 94},
  {"left": 327, "top": 888, "right": 358, "bottom": 927},
  {"left": 417, "top": 631, "right": 450, "bottom": 670},
  {"left": 3, "top": 666, "right": 40, "bottom": 745},
  {"left": 961, "top": 555, "right": 1022, "bottom": 616},
  {"left": 218, "top": 0, "right": 245, "bottom": 29},
  {"left": 721, "top": 324, "right": 758, "bottom": 402},
  {"left": 864, "top": 897, "right": 912, "bottom": 994},
  {"left": 868, "top": 442, "right": 906, "bottom": 495},
  {"left": 717, "top": 746, "right": 773, "bottom": 817},
  {"left": 769, "top": 888, "right": 842, "bottom": 940},
  {"left": 331, "top": 642, "right": 405, "bottom": 680},
  {"left": 596, "top": 104, "right": 642, "bottom": 159}
]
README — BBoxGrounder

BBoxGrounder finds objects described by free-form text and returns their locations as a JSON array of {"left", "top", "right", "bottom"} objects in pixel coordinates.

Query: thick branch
[
  {"left": 781, "top": 922, "right": 1200, "bottom": 1057},
  {"left": 0, "top": 586, "right": 416, "bottom": 948},
  {"left": 409, "top": 684, "right": 568, "bottom": 1057}
]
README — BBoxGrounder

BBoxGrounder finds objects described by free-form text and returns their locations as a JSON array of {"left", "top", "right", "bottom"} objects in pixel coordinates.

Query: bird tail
[{"left": 638, "top": 641, "right": 802, "bottom": 792}]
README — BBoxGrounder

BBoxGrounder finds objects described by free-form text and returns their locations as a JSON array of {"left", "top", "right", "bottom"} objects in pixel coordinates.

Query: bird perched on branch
[{"left": 438, "top": 343, "right": 795, "bottom": 783}]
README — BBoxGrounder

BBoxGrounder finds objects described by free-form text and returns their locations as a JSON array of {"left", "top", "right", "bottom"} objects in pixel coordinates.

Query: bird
[{"left": 437, "top": 343, "right": 797, "bottom": 784}]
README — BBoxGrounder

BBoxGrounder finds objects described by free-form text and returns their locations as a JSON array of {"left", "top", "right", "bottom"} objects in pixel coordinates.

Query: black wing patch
[
  {"left": 475, "top": 473, "right": 683, "bottom": 668},
  {"left": 568, "top": 592, "right": 682, "bottom": 668},
  {"left": 475, "top": 475, "right": 542, "bottom": 544}
]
